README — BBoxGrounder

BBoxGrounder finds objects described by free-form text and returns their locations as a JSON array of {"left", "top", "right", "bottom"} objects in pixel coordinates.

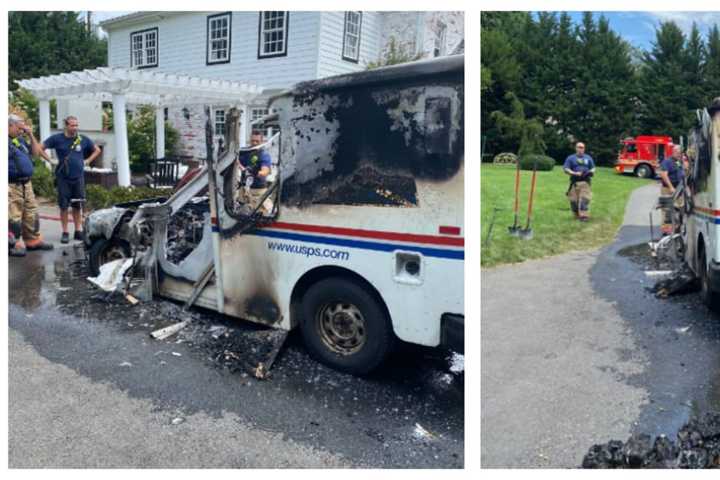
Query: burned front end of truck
[{"left": 83, "top": 54, "right": 464, "bottom": 374}]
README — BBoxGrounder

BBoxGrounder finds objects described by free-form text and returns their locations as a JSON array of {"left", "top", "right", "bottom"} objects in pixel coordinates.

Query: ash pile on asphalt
[
  {"left": 56, "top": 258, "right": 285, "bottom": 379},
  {"left": 582, "top": 412, "right": 720, "bottom": 468},
  {"left": 617, "top": 243, "right": 699, "bottom": 298}
]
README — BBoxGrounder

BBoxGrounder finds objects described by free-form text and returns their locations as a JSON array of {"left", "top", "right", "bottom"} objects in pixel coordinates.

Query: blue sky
[{"left": 554, "top": 11, "right": 720, "bottom": 50}]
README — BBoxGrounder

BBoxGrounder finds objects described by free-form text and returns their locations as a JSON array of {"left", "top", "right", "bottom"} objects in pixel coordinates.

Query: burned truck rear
[{"left": 84, "top": 55, "right": 465, "bottom": 374}]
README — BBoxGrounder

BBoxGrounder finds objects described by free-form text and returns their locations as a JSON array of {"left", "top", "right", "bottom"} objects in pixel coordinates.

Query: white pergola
[{"left": 16, "top": 67, "right": 264, "bottom": 187}]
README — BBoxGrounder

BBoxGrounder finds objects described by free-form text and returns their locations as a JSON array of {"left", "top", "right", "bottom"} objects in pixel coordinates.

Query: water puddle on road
[
  {"left": 608, "top": 241, "right": 720, "bottom": 466},
  {"left": 9, "top": 247, "right": 464, "bottom": 462}
]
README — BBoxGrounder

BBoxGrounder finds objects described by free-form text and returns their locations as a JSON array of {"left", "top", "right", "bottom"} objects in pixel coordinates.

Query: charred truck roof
[{"left": 270, "top": 54, "right": 464, "bottom": 207}]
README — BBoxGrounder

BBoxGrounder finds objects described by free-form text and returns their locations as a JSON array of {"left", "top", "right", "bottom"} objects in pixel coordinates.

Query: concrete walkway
[{"left": 481, "top": 184, "right": 660, "bottom": 467}]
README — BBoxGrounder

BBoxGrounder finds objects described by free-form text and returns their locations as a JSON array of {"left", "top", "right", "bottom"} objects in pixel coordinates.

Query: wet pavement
[
  {"left": 8, "top": 245, "right": 463, "bottom": 468},
  {"left": 590, "top": 225, "right": 720, "bottom": 439},
  {"left": 482, "top": 184, "right": 720, "bottom": 467}
]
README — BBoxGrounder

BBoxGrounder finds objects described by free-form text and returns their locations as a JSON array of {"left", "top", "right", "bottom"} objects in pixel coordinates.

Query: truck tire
[
  {"left": 88, "top": 238, "right": 132, "bottom": 277},
  {"left": 699, "top": 246, "right": 720, "bottom": 313},
  {"left": 300, "top": 277, "right": 395, "bottom": 375},
  {"left": 635, "top": 164, "right": 653, "bottom": 179}
]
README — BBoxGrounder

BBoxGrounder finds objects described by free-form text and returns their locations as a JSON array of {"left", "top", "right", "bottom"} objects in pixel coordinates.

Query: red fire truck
[{"left": 615, "top": 135, "right": 675, "bottom": 178}]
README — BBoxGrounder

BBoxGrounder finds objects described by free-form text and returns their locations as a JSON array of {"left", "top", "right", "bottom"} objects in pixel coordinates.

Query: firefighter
[
  {"left": 658, "top": 145, "right": 686, "bottom": 236},
  {"left": 39, "top": 116, "right": 101, "bottom": 243},
  {"left": 236, "top": 131, "right": 273, "bottom": 215},
  {"left": 8, "top": 114, "right": 54, "bottom": 256},
  {"left": 564, "top": 142, "right": 596, "bottom": 221}
]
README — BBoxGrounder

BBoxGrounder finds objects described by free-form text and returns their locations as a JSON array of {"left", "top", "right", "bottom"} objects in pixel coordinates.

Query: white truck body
[{"left": 683, "top": 98, "right": 720, "bottom": 303}]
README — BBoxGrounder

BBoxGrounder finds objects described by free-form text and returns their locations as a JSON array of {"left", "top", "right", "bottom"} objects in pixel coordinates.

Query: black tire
[
  {"left": 698, "top": 245, "right": 720, "bottom": 312},
  {"left": 88, "top": 238, "right": 132, "bottom": 277},
  {"left": 635, "top": 164, "right": 653, "bottom": 179},
  {"left": 300, "top": 277, "right": 395, "bottom": 375}
]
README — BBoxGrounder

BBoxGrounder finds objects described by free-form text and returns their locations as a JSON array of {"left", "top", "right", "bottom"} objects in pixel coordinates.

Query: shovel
[
  {"left": 519, "top": 161, "right": 538, "bottom": 240},
  {"left": 508, "top": 159, "right": 522, "bottom": 236}
]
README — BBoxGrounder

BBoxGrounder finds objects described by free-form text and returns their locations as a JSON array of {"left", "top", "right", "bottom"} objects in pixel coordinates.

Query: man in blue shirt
[
  {"left": 236, "top": 131, "right": 273, "bottom": 215},
  {"left": 658, "top": 145, "right": 686, "bottom": 235},
  {"left": 564, "top": 142, "right": 596, "bottom": 221},
  {"left": 8, "top": 114, "right": 54, "bottom": 256},
  {"left": 40, "top": 116, "right": 101, "bottom": 243}
]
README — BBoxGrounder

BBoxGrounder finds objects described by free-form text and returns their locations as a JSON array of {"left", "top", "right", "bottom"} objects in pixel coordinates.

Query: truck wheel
[
  {"left": 635, "top": 164, "right": 653, "bottom": 178},
  {"left": 699, "top": 247, "right": 720, "bottom": 312},
  {"left": 88, "top": 238, "right": 131, "bottom": 277},
  {"left": 300, "top": 277, "right": 395, "bottom": 375}
]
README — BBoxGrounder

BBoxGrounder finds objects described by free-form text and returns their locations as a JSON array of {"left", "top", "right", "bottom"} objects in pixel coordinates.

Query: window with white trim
[
  {"left": 214, "top": 109, "right": 226, "bottom": 136},
  {"left": 207, "top": 13, "right": 232, "bottom": 64},
  {"left": 342, "top": 12, "right": 362, "bottom": 62},
  {"left": 258, "top": 12, "right": 288, "bottom": 58},
  {"left": 130, "top": 28, "right": 158, "bottom": 68},
  {"left": 251, "top": 107, "right": 269, "bottom": 123},
  {"left": 433, "top": 21, "right": 447, "bottom": 57}
]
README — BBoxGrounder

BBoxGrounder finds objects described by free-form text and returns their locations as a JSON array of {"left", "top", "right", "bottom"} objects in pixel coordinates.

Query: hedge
[
  {"left": 519, "top": 154, "right": 555, "bottom": 171},
  {"left": 30, "top": 160, "right": 165, "bottom": 211}
]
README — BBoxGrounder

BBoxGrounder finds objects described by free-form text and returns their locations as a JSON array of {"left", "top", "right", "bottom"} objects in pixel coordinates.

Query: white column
[
  {"left": 38, "top": 98, "right": 51, "bottom": 150},
  {"left": 112, "top": 93, "right": 131, "bottom": 187},
  {"left": 239, "top": 104, "right": 249, "bottom": 147},
  {"left": 155, "top": 106, "right": 165, "bottom": 160}
]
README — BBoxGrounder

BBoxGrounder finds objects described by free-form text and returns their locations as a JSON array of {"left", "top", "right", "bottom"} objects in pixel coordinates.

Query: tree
[
  {"left": 704, "top": 25, "right": 720, "bottom": 105},
  {"left": 127, "top": 106, "right": 181, "bottom": 174},
  {"left": 490, "top": 92, "right": 546, "bottom": 156},
  {"left": 9, "top": 11, "right": 107, "bottom": 91},
  {"left": 638, "top": 21, "right": 693, "bottom": 138},
  {"left": 366, "top": 37, "right": 422, "bottom": 70}
]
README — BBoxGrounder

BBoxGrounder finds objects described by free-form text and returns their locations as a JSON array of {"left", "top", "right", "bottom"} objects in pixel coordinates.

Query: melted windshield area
[{"left": 223, "top": 131, "right": 281, "bottom": 222}]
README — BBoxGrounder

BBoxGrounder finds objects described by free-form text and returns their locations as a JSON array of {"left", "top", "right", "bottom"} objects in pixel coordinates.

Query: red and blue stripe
[
  {"left": 693, "top": 206, "right": 720, "bottom": 225},
  {"left": 250, "top": 221, "right": 465, "bottom": 260}
]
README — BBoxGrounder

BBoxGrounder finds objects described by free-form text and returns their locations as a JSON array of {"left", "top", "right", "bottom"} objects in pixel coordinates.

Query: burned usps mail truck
[
  {"left": 84, "top": 55, "right": 465, "bottom": 374},
  {"left": 682, "top": 97, "right": 720, "bottom": 311}
]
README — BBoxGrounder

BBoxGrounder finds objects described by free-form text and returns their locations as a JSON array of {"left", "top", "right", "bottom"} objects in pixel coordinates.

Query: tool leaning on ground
[
  {"left": 508, "top": 159, "right": 522, "bottom": 236},
  {"left": 507, "top": 160, "right": 539, "bottom": 240},
  {"left": 518, "top": 161, "right": 538, "bottom": 240}
]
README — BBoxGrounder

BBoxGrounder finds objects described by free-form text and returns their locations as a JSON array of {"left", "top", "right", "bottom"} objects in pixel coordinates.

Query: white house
[{"left": 100, "top": 11, "right": 464, "bottom": 159}]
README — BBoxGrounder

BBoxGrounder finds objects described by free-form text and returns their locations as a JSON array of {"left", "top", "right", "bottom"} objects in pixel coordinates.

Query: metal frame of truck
[{"left": 84, "top": 55, "right": 465, "bottom": 374}]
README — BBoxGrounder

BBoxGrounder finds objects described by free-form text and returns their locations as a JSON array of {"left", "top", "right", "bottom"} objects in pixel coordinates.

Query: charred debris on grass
[{"left": 582, "top": 412, "right": 720, "bottom": 468}]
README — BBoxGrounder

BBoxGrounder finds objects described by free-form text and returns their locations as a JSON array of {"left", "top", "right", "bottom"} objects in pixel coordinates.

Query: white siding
[
  {"left": 420, "top": 12, "right": 464, "bottom": 58},
  {"left": 106, "top": 11, "right": 321, "bottom": 90},
  {"left": 316, "top": 11, "right": 382, "bottom": 78},
  {"left": 379, "top": 12, "right": 464, "bottom": 60}
]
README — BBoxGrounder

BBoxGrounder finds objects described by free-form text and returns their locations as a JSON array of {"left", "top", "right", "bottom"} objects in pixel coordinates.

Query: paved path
[
  {"left": 9, "top": 215, "right": 463, "bottom": 468},
  {"left": 481, "top": 183, "right": 720, "bottom": 467},
  {"left": 9, "top": 329, "right": 347, "bottom": 468}
]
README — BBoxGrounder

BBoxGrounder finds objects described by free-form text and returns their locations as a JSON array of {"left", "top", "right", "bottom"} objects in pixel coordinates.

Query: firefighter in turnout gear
[
  {"left": 658, "top": 145, "right": 686, "bottom": 236},
  {"left": 8, "top": 114, "right": 54, "bottom": 256},
  {"left": 564, "top": 142, "right": 596, "bottom": 221},
  {"left": 236, "top": 131, "right": 273, "bottom": 215}
]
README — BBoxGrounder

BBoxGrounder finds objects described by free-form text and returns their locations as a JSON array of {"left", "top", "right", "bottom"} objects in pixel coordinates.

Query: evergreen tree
[
  {"left": 638, "top": 21, "right": 692, "bottom": 138},
  {"left": 9, "top": 11, "right": 107, "bottom": 91},
  {"left": 704, "top": 25, "right": 720, "bottom": 104}
]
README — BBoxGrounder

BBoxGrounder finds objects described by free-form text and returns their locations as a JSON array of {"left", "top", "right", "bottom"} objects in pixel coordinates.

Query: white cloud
[
  {"left": 647, "top": 11, "right": 720, "bottom": 36},
  {"left": 90, "top": 11, "right": 133, "bottom": 23}
]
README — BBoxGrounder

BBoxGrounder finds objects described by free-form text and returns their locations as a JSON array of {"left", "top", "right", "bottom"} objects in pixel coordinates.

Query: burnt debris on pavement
[
  {"left": 618, "top": 242, "right": 700, "bottom": 298},
  {"left": 582, "top": 412, "right": 720, "bottom": 468}
]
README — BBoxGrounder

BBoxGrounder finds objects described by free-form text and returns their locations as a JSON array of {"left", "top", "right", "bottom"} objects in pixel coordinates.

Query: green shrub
[
  {"left": 31, "top": 159, "right": 57, "bottom": 199},
  {"left": 493, "top": 152, "right": 518, "bottom": 165},
  {"left": 127, "top": 106, "right": 180, "bottom": 174},
  {"left": 85, "top": 185, "right": 165, "bottom": 210},
  {"left": 519, "top": 154, "right": 555, "bottom": 171}
]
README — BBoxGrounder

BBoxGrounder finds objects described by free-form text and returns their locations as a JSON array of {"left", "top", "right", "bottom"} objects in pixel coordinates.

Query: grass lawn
[{"left": 481, "top": 164, "right": 652, "bottom": 267}]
